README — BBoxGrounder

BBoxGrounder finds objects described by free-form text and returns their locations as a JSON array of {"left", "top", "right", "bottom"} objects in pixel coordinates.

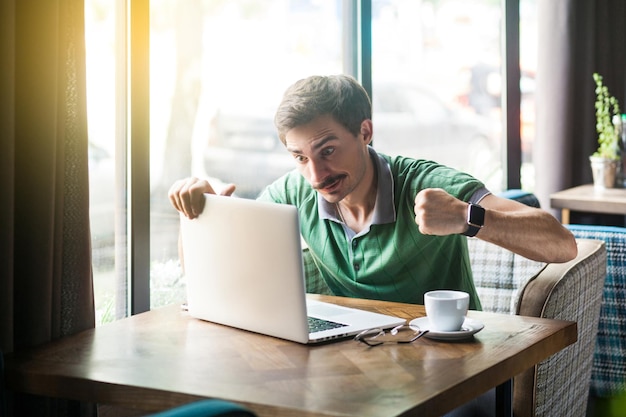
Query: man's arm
[{"left": 414, "top": 188, "right": 577, "bottom": 263}]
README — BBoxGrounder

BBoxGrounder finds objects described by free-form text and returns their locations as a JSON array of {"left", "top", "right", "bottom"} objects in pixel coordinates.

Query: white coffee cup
[{"left": 424, "top": 290, "right": 470, "bottom": 332}]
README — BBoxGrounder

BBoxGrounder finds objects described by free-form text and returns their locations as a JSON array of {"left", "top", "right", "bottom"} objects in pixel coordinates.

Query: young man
[{"left": 169, "top": 74, "right": 577, "bottom": 311}]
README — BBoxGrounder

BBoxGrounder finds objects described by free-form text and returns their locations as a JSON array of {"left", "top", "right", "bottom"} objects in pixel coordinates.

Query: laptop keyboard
[{"left": 308, "top": 316, "right": 349, "bottom": 333}]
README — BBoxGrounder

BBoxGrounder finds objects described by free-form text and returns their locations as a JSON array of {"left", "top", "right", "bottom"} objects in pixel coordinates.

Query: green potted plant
[{"left": 590, "top": 72, "right": 621, "bottom": 189}]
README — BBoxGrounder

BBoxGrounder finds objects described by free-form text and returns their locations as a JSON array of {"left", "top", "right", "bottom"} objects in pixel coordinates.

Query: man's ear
[{"left": 360, "top": 119, "right": 374, "bottom": 145}]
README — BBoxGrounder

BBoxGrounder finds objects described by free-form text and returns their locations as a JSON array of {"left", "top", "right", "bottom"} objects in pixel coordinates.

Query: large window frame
[{"left": 123, "top": 0, "right": 523, "bottom": 315}]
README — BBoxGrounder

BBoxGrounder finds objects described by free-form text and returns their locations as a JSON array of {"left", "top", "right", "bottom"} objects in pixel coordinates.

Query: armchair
[{"left": 469, "top": 238, "right": 606, "bottom": 417}]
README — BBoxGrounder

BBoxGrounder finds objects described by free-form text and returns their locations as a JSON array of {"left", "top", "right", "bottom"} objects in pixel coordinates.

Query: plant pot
[{"left": 589, "top": 155, "right": 618, "bottom": 189}]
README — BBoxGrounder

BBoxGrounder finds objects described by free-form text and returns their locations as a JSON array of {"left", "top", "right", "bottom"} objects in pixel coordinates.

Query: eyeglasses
[{"left": 354, "top": 324, "right": 429, "bottom": 347}]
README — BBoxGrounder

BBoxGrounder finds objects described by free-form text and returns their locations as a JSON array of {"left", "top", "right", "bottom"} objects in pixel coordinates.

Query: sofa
[
  {"left": 469, "top": 237, "right": 606, "bottom": 417},
  {"left": 565, "top": 224, "right": 626, "bottom": 399}
]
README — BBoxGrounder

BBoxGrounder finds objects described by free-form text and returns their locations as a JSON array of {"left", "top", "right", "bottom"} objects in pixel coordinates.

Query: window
[
  {"left": 86, "top": 0, "right": 534, "bottom": 323},
  {"left": 85, "top": 0, "right": 126, "bottom": 323},
  {"left": 371, "top": 0, "right": 505, "bottom": 191},
  {"left": 520, "top": 0, "right": 537, "bottom": 190}
]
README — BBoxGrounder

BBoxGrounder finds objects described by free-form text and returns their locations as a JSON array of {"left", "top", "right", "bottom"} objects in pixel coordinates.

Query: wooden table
[
  {"left": 4, "top": 295, "right": 577, "bottom": 417},
  {"left": 550, "top": 184, "right": 626, "bottom": 224}
]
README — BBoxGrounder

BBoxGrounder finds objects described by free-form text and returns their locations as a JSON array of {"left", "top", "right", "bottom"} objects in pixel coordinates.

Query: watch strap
[{"left": 463, "top": 223, "right": 482, "bottom": 237}]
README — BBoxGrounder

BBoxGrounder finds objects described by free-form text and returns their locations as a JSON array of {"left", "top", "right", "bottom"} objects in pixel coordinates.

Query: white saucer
[{"left": 409, "top": 317, "right": 484, "bottom": 341}]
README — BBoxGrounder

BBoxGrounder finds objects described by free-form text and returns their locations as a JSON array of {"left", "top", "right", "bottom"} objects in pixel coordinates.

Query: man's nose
[{"left": 307, "top": 158, "right": 327, "bottom": 184}]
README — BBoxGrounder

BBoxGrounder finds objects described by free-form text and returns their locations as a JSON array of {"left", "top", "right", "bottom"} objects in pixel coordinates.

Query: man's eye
[
  {"left": 293, "top": 154, "right": 307, "bottom": 163},
  {"left": 321, "top": 147, "right": 335, "bottom": 157}
]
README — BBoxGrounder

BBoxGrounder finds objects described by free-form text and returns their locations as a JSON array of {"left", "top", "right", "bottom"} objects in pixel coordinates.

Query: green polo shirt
[{"left": 258, "top": 147, "right": 486, "bottom": 310}]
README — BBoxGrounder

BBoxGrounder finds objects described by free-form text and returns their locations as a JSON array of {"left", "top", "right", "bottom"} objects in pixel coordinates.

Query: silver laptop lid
[{"left": 180, "top": 194, "right": 311, "bottom": 343}]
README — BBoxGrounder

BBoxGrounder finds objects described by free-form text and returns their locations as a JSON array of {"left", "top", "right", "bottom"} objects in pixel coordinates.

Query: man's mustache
[{"left": 313, "top": 175, "right": 345, "bottom": 190}]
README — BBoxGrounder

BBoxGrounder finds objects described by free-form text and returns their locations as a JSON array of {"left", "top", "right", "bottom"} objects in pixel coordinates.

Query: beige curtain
[{"left": 1, "top": 0, "right": 95, "bottom": 414}]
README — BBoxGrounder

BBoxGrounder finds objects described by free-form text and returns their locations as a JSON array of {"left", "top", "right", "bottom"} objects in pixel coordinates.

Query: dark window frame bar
[
  {"left": 129, "top": 0, "right": 151, "bottom": 315},
  {"left": 504, "top": 0, "right": 521, "bottom": 190}
]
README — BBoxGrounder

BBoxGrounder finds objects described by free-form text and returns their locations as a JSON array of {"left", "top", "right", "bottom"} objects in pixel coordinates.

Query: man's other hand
[{"left": 168, "top": 177, "right": 236, "bottom": 219}]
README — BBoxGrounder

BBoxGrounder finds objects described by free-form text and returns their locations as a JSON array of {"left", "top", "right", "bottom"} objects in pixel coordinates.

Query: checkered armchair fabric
[
  {"left": 566, "top": 225, "right": 626, "bottom": 398},
  {"left": 302, "top": 247, "right": 333, "bottom": 295},
  {"left": 468, "top": 239, "right": 547, "bottom": 314},
  {"left": 469, "top": 238, "right": 606, "bottom": 417}
]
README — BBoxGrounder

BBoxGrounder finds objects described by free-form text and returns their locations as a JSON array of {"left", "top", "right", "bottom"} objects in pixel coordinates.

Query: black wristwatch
[{"left": 461, "top": 203, "right": 485, "bottom": 237}]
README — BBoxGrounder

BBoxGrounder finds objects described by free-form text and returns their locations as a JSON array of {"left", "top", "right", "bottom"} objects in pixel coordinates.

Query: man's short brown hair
[{"left": 274, "top": 74, "right": 372, "bottom": 144}]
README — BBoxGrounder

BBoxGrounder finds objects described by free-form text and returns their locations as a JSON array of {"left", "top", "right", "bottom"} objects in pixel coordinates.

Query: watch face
[
  {"left": 462, "top": 204, "right": 485, "bottom": 237},
  {"left": 468, "top": 204, "right": 485, "bottom": 226}
]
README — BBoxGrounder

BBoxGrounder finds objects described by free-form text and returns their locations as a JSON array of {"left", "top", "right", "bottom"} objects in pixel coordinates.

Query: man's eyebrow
[
  {"left": 286, "top": 135, "right": 336, "bottom": 154},
  {"left": 312, "top": 136, "right": 337, "bottom": 150}
]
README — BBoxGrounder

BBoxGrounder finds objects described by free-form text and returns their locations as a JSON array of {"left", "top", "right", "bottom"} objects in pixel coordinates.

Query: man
[{"left": 169, "top": 74, "right": 577, "bottom": 311}]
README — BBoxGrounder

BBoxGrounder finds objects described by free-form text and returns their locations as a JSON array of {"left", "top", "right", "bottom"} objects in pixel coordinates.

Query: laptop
[{"left": 179, "top": 193, "right": 406, "bottom": 344}]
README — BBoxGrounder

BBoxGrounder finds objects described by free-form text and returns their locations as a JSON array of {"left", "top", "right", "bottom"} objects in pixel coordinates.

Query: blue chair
[
  {"left": 567, "top": 224, "right": 626, "bottom": 398},
  {"left": 498, "top": 189, "right": 541, "bottom": 208},
  {"left": 144, "top": 399, "right": 256, "bottom": 417}
]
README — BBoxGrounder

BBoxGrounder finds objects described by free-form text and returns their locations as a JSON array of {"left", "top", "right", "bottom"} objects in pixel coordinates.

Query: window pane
[
  {"left": 85, "top": 0, "right": 128, "bottom": 324},
  {"left": 371, "top": 0, "right": 504, "bottom": 192},
  {"left": 520, "top": 0, "right": 537, "bottom": 191},
  {"left": 149, "top": 0, "right": 343, "bottom": 309}
]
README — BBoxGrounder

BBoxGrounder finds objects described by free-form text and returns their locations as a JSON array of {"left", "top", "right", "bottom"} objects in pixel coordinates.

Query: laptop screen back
[{"left": 180, "top": 194, "right": 311, "bottom": 343}]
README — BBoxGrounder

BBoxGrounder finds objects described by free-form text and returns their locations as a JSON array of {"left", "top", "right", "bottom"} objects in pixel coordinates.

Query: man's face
[{"left": 284, "top": 114, "right": 373, "bottom": 204}]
